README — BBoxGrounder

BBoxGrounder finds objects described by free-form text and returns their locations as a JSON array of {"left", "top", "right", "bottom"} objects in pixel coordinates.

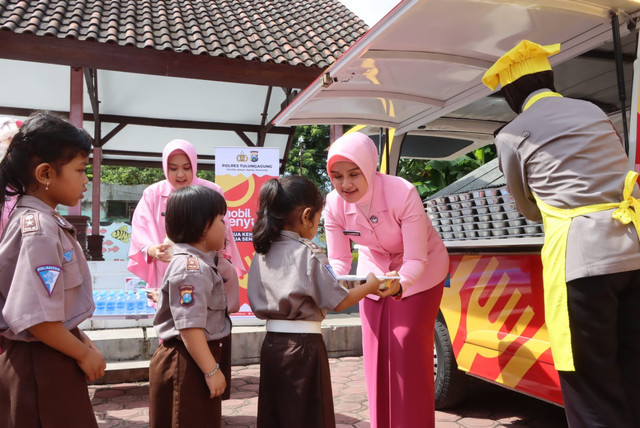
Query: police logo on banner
[
  {"left": 179, "top": 285, "right": 195, "bottom": 306},
  {"left": 36, "top": 265, "right": 61, "bottom": 296}
]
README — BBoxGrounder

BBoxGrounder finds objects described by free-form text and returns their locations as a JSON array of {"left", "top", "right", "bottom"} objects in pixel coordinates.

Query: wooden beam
[
  {"left": 101, "top": 123, "right": 127, "bottom": 146},
  {"left": 0, "top": 32, "right": 323, "bottom": 89},
  {"left": 258, "top": 86, "right": 273, "bottom": 146},
  {"left": 235, "top": 131, "right": 256, "bottom": 147},
  {"left": 0, "top": 106, "right": 293, "bottom": 135},
  {"left": 101, "top": 149, "right": 215, "bottom": 161}
]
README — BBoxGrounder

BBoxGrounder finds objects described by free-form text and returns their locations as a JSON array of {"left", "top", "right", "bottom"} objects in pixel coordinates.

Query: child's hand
[
  {"left": 205, "top": 370, "right": 227, "bottom": 398},
  {"left": 77, "top": 346, "right": 106, "bottom": 382},
  {"left": 79, "top": 330, "right": 101, "bottom": 352},
  {"left": 364, "top": 272, "right": 385, "bottom": 296}
]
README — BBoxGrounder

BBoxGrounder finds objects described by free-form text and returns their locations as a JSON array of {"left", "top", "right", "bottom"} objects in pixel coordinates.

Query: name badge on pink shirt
[{"left": 343, "top": 230, "right": 361, "bottom": 236}]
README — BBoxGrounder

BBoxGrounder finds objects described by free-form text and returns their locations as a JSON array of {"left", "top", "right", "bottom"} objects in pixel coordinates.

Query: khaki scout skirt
[
  {"left": 149, "top": 335, "right": 230, "bottom": 428},
  {"left": 0, "top": 329, "right": 98, "bottom": 428},
  {"left": 257, "top": 332, "right": 335, "bottom": 428}
]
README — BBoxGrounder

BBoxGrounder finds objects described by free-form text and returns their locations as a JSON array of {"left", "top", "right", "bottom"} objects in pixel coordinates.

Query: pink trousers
[{"left": 360, "top": 281, "right": 444, "bottom": 428}]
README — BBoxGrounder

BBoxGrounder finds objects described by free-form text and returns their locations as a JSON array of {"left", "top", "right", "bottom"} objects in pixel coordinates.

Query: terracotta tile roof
[{"left": 0, "top": 0, "right": 368, "bottom": 69}]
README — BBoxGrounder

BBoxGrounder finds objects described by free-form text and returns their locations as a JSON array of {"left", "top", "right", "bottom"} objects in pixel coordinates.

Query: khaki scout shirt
[
  {"left": 0, "top": 196, "right": 94, "bottom": 341},
  {"left": 153, "top": 243, "right": 231, "bottom": 341},
  {"left": 247, "top": 230, "right": 349, "bottom": 321},
  {"left": 496, "top": 90, "right": 640, "bottom": 281}
]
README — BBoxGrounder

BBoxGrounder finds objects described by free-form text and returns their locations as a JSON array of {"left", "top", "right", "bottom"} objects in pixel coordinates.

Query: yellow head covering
[{"left": 482, "top": 40, "right": 561, "bottom": 91}]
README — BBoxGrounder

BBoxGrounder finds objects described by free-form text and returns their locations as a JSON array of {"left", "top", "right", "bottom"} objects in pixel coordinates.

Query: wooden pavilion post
[
  {"left": 69, "top": 66, "right": 84, "bottom": 214},
  {"left": 66, "top": 66, "right": 91, "bottom": 257}
]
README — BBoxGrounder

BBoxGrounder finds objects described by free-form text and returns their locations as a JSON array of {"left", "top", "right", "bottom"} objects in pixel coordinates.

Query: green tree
[
  {"left": 87, "top": 165, "right": 217, "bottom": 185},
  {"left": 397, "top": 145, "right": 497, "bottom": 199},
  {"left": 284, "top": 125, "right": 332, "bottom": 191}
]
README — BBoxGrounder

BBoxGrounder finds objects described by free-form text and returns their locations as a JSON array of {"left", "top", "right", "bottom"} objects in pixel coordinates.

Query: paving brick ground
[{"left": 89, "top": 356, "right": 568, "bottom": 427}]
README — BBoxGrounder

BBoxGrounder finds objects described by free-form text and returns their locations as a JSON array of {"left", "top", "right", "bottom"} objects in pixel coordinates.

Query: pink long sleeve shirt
[
  {"left": 325, "top": 173, "right": 449, "bottom": 299},
  {"left": 127, "top": 139, "right": 244, "bottom": 290},
  {"left": 324, "top": 132, "right": 449, "bottom": 299}
]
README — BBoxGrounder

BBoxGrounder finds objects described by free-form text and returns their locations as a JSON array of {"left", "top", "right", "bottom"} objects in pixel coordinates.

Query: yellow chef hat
[{"left": 482, "top": 40, "right": 561, "bottom": 91}]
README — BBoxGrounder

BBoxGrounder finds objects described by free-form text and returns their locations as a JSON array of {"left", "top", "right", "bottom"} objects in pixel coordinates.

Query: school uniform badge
[
  {"left": 300, "top": 238, "right": 323, "bottom": 254},
  {"left": 51, "top": 211, "right": 68, "bottom": 228},
  {"left": 324, "top": 264, "right": 337, "bottom": 278},
  {"left": 63, "top": 249, "right": 73, "bottom": 262},
  {"left": 179, "top": 285, "right": 195, "bottom": 306},
  {"left": 186, "top": 256, "right": 200, "bottom": 271},
  {"left": 36, "top": 265, "right": 61, "bottom": 296},
  {"left": 21, "top": 213, "right": 39, "bottom": 233}
]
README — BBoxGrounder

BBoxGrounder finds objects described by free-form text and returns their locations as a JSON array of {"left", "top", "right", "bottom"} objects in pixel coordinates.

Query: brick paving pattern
[{"left": 89, "top": 356, "right": 568, "bottom": 427}]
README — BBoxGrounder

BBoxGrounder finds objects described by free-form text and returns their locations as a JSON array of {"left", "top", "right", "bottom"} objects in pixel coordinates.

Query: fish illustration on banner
[
  {"left": 87, "top": 222, "right": 132, "bottom": 261},
  {"left": 216, "top": 147, "right": 280, "bottom": 319},
  {"left": 111, "top": 225, "right": 131, "bottom": 243}
]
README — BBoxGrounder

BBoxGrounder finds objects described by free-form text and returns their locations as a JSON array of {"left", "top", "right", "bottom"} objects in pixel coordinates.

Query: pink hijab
[
  {"left": 327, "top": 132, "right": 379, "bottom": 210},
  {"left": 128, "top": 139, "right": 245, "bottom": 290},
  {"left": 162, "top": 139, "right": 206, "bottom": 188}
]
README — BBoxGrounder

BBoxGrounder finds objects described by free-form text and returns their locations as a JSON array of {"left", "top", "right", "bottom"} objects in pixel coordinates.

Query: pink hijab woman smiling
[
  {"left": 128, "top": 139, "right": 244, "bottom": 300},
  {"left": 324, "top": 132, "right": 449, "bottom": 428}
]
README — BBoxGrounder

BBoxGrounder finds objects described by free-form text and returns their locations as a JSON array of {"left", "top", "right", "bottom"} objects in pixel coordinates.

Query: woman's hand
[
  {"left": 379, "top": 270, "right": 401, "bottom": 298},
  {"left": 145, "top": 288, "right": 159, "bottom": 303},
  {"left": 148, "top": 243, "right": 173, "bottom": 263}
]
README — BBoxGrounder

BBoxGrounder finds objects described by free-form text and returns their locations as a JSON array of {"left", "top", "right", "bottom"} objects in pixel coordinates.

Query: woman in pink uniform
[
  {"left": 127, "top": 139, "right": 244, "bottom": 298},
  {"left": 324, "top": 132, "right": 450, "bottom": 428}
]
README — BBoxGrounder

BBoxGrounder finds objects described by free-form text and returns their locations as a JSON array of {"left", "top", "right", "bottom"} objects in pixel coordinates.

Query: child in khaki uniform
[
  {"left": 149, "top": 185, "right": 231, "bottom": 428},
  {"left": 248, "top": 176, "right": 394, "bottom": 428},
  {"left": 0, "top": 111, "right": 106, "bottom": 427}
]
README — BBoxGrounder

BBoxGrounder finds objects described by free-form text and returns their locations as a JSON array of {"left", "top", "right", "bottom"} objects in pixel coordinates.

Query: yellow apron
[
  {"left": 534, "top": 172, "right": 640, "bottom": 371},
  {"left": 523, "top": 91, "right": 640, "bottom": 371}
]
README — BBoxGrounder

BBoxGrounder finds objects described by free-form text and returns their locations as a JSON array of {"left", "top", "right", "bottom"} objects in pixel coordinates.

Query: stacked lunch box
[{"left": 425, "top": 186, "right": 544, "bottom": 242}]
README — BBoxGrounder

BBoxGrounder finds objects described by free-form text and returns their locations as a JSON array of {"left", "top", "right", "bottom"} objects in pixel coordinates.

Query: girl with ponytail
[
  {"left": 248, "top": 175, "right": 393, "bottom": 428},
  {"left": 0, "top": 111, "right": 104, "bottom": 427}
]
